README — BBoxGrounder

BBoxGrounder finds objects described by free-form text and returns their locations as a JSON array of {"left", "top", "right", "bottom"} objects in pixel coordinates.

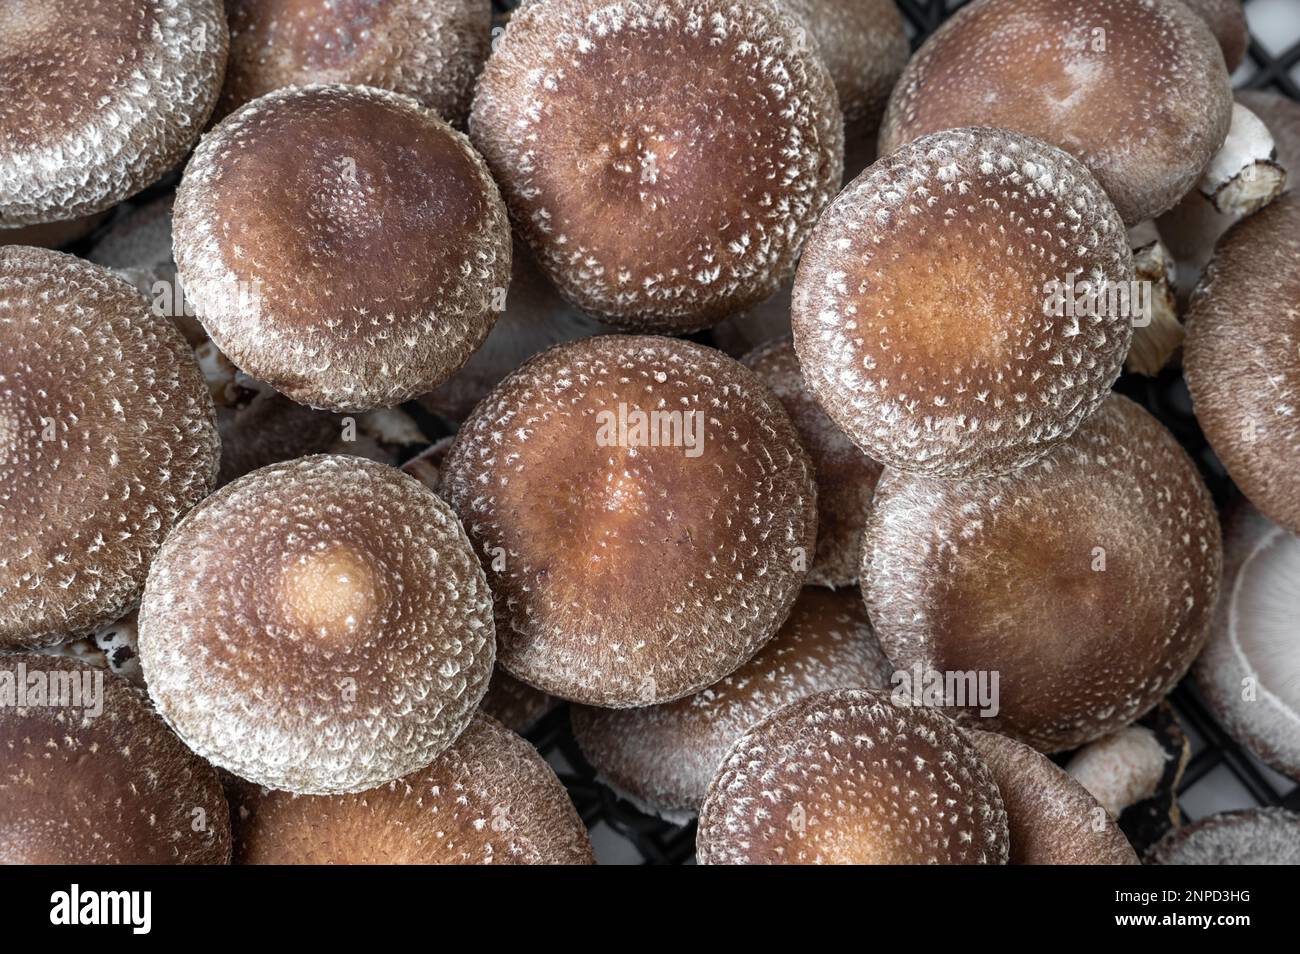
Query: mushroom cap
[
  {"left": 469, "top": 0, "right": 844, "bottom": 333},
  {"left": 399, "top": 434, "right": 455, "bottom": 494},
  {"left": 0, "top": 211, "right": 110, "bottom": 249},
  {"left": 968, "top": 729, "right": 1138, "bottom": 865},
  {"left": 572, "top": 587, "right": 893, "bottom": 819},
  {"left": 0, "top": 0, "right": 228, "bottom": 226},
  {"left": 1184, "top": 193, "right": 1300, "bottom": 534},
  {"left": 215, "top": 390, "right": 342, "bottom": 487},
  {"left": 742, "top": 337, "right": 883, "bottom": 587},
  {"left": 696, "top": 688, "right": 1010, "bottom": 864},
  {"left": 779, "top": 0, "right": 909, "bottom": 136},
  {"left": 0, "top": 247, "right": 219, "bottom": 649},
  {"left": 792, "top": 126, "right": 1133, "bottom": 479},
  {"left": 0, "top": 655, "right": 231, "bottom": 864},
  {"left": 1149, "top": 808, "right": 1300, "bottom": 865},
  {"left": 478, "top": 668, "right": 557, "bottom": 736},
  {"left": 419, "top": 243, "right": 611, "bottom": 423},
  {"left": 1195, "top": 503, "right": 1300, "bottom": 781},
  {"left": 217, "top": 0, "right": 492, "bottom": 125},
  {"left": 878, "top": 0, "right": 1233, "bottom": 225},
  {"left": 137, "top": 454, "right": 496, "bottom": 795},
  {"left": 1182, "top": 0, "right": 1249, "bottom": 72},
  {"left": 862, "top": 394, "right": 1222, "bottom": 752},
  {"left": 440, "top": 335, "right": 817, "bottom": 707},
  {"left": 229, "top": 714, "right": 592, "bottom": 864},
  {"left": 174, "top": 83, "right": 512, "bottom": 412}
]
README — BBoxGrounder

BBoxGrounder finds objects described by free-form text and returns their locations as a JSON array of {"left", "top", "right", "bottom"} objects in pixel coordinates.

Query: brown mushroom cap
[
  {"left": 478, "top": 668, "right": 557, "bottom": 736},
  {"left": 217, "top": 0, "right": 491, "bottom": 125},
  {"left": 742, "top": 337, "right": 882, "bottom": 587},
  {"left": 780, "top": 0, "right": 909, "bottom": 137},
  {"left": 0, "top": 655, "right": 230, "bottom": 864},
  {"left": 1194, "top": 503, "right": 1300, "bottom": 781},
  {"left": 1182, "top": 0, "right": 1249, "bottom": 72},
  {"left": 878, "top": 0, "right": 1233, "bottom": 226},
  {"left": 572, "top": 587, "right": 892, "bottom": 819},
  {"left": 440, "top": 335, "right": 817, "bottom": 707},
  {"left": 399, "top": 434, "right": 455, "bottom": 494},
  {"left": 863, "top": 394, "right": 1222, "bottom": 752},
  {"left": 792, "top": 126, "right": 1133, "bottom": 479},
  {"left": 1184, "top": 193, "right": 1300, "bottom": 534},
  {"left": 137, "top": 454, "right": 495, "bottom": 795},
  {"left": 0, "top": 211, "right": 110, "bottom": 249},
  {"left": 469, "top": 0, "right": 843, "bottom": 333},
  {"left": 968, "top": 729, "right": 1138, "bottom": 865},
  {"left": 214, "top": 389, "right": 343, "bottom": 486},
  {"left": 174, "top": 83, "right": 511, "bottom": 412},
  {"left": 1149, "top": 808, "right": 1300, "bottom": 865},
  {"left": 696, "top": 688, "right": 1010, "bottom": 864},
  {"left": 0, "top": 247, "right": 218, "bottom": 649},
  {"left": 0, "top": 0, "right": 228, "bottom": 226},
  {"left": 229, "top": 714, "right": 592, "bottom": 864},
  {"left": 419, "top": 244, "right": 611, "bottom": 423}
]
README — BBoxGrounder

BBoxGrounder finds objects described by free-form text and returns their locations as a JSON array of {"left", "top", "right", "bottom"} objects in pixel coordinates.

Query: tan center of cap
[{"left": 280, "top": 545, "right": 378, "bottom": 642}]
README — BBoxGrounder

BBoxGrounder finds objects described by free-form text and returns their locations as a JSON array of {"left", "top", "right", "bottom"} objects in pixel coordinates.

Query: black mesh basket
[{"left": 485, "top": 0, "right": 1300, "bottom": 864}]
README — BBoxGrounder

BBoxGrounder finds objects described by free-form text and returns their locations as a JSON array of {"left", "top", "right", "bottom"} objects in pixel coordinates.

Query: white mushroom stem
[
  {"left": 1065, "top": 725, "right": 1168, "bottom": 818},
  {"left": 1125, "top": 221, "right": 1181, "bottom": 376},
  {"left": 1199, "top": 103, "right": 1288, "bottom": 217}
]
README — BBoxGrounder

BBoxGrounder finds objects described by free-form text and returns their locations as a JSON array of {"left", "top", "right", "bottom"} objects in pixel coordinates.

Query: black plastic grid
[{"left": 502, "top": 0, "right": 1300, "bottom": 864}]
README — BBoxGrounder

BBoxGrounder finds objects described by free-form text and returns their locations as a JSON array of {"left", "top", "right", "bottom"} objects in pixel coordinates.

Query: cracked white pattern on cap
[
  {"left": 0, "top": 655, "right": 231, "bottom": 864},
  {"left": 469, "top": 0, "right": 844, "bottom": 333},
  {"left": 137, "top": 454, "right": 495, "bottom": 795},
  {"left": 174, "top": 83, "right": 511, "bottom": 413},
  {"left": 1149, "top": 808, "right": 1300, "bottom": 865},
  {"left": 218, "top": 0, "right": 491, "bottom": 125},
  {"left": 0, "top": 247, "right": 219, "bottom": 649},
  {"left": 879, "top": 0, "right": 1233, "bottom": 226},
  {"left": 1195, "top": 504, "right": 1300, "bottom": 781},
  {"left": 862, "top": 394, "right": 1221, "bottom": 752},
  {"left": 743, "top": 337, "right": 882, "bottom": 587},
  {"left": 792, "top": 126, "right": 1132, "bottom": 479},
  {"left": 0, "top": 0, "right": 228, "bottom": 226},
  {"left": 696, "top": 688, "right": 1010, "bottom": 864},
  {"left": 969, "top": 729, "right": 1138, "bottom": 865},
  {"left": 230, "top": 714, "right": 593, "bottom": 864},
  {"left": 440, "top": 335, "right": 817, "bottom": 707},
  {"left": 571, "top": 587, "right": 892, "bottom": 818},
  {"left": 1184, "top": 194, "right": 1300, "bottom": 536}
]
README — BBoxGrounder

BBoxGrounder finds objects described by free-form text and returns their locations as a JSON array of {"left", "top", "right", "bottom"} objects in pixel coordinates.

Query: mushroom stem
[
  {"left": 1125, "top": 221, "right": 1181, "bottom": 375},
  {"left": 1199, "top": 103, "right": 1288, "bottom": 217},
  {"left": 1065, "top": 725, "right": 1168, "bottom": 818}
]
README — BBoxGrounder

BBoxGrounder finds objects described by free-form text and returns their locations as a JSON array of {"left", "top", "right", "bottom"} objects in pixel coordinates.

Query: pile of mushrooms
[{"left": 2, "top": 0, "right": 1297, "bottom": 869}]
